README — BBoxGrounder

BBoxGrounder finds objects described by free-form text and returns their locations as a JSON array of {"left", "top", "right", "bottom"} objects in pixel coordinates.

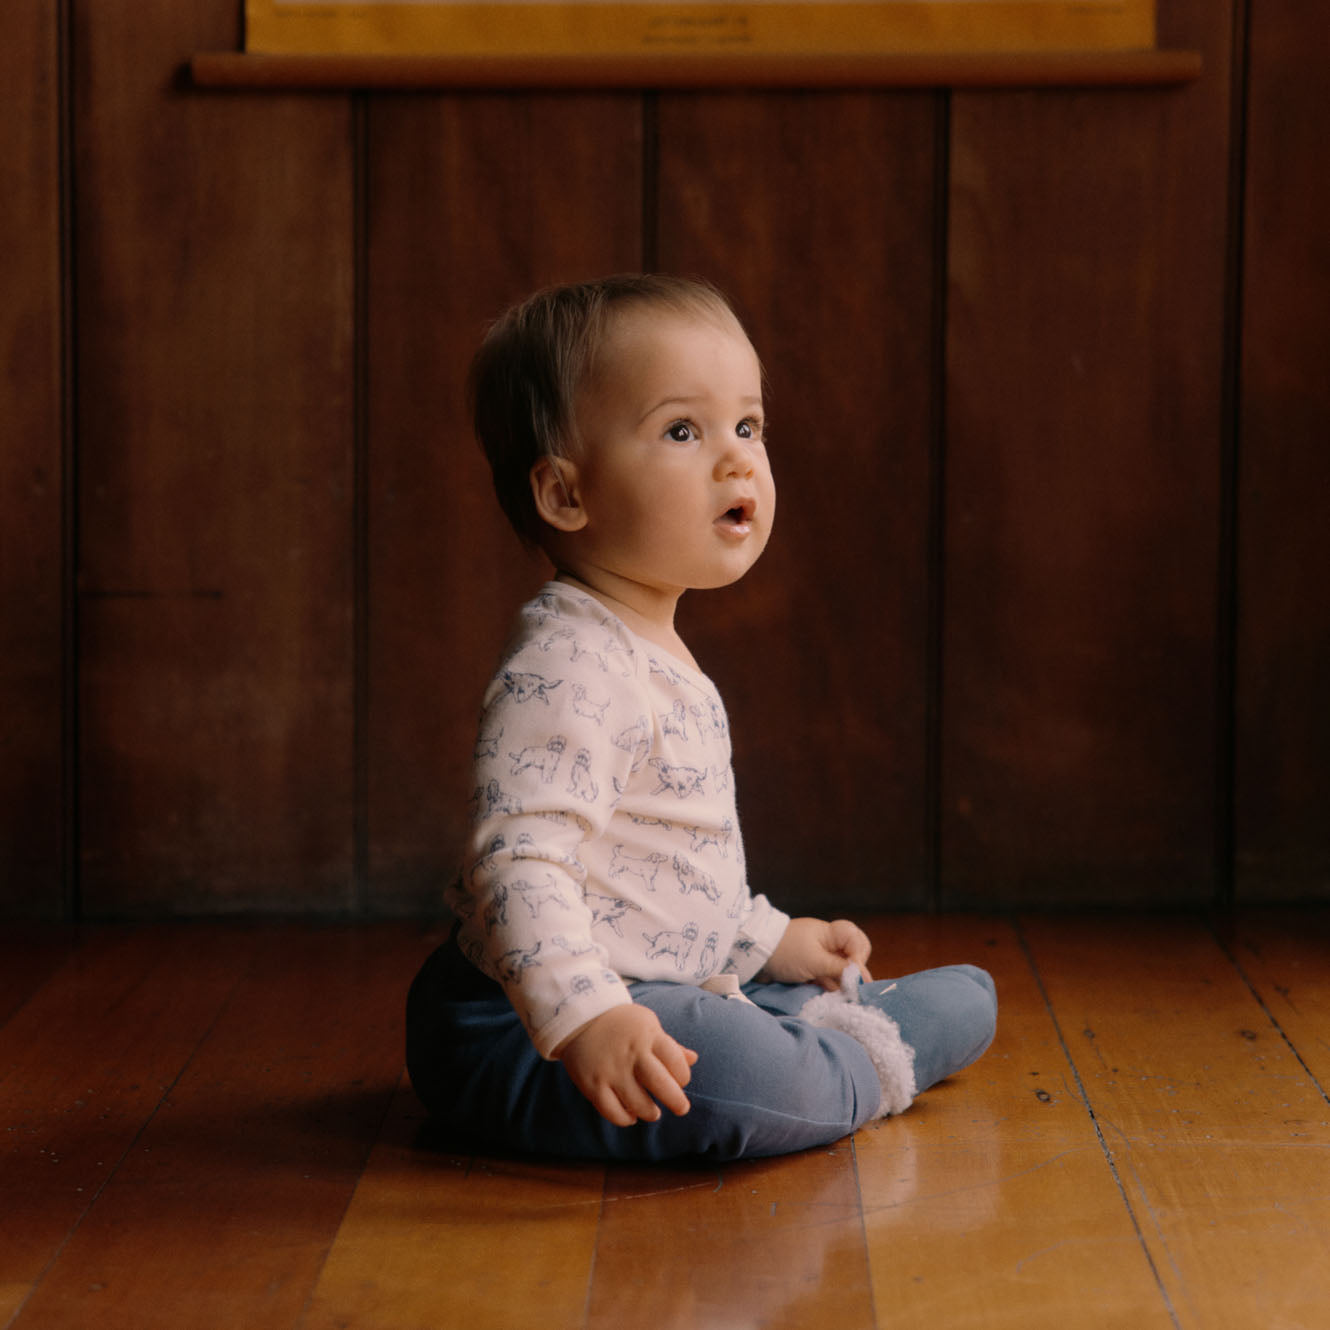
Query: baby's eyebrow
[
  {"left": 638, "top": 394, "right": 764, "bottom": 425},
  {"left": 638, "top": 394, "right": 701, "bottom": 423}
]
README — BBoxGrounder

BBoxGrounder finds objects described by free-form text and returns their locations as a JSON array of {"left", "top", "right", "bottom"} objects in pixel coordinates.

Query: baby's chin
[{"left": 688, "top": 544, "right": 773, "bottom": 592}]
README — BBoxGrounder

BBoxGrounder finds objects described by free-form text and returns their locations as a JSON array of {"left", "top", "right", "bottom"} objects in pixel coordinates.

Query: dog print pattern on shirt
[{"left": 447, "top": 582, "right": 789, "bottom": 1059}]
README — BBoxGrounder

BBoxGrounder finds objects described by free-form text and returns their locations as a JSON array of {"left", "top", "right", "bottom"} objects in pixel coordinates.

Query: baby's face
[{"left": 568, "top": 306, "right": 775, "bottom": 598}]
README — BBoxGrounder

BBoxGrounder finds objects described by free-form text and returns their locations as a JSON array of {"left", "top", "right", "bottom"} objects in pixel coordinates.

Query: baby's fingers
[
  {"left": 595, "top": 1073, "right": 666, "bottom": 1126},
  {"left": 639, "top": 1053, "right": 693, "bottom": 1118},
  {"left": 830, "top": 919, "right": 872, "bottom": 965},
  {"left": 656, "top": 1035, "right": 698, "bottom": 1088},
  {"left": 588, "top": 1082, "right": 639, "bottom": 1128}
]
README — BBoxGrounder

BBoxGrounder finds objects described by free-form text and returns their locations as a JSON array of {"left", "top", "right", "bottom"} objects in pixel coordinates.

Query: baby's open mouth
[{"left": 717, "top": 499, "right": 756, "bottom": 533}]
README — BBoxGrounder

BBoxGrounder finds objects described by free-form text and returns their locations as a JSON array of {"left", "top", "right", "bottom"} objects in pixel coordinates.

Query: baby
[{"left": 406, "top": 275, "right": 996, "bottom": 1161}]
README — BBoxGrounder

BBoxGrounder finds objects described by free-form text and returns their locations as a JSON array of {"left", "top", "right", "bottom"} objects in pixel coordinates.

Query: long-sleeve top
[{"left": 446, "top": 581, "right": 790, "bottom": 1058}]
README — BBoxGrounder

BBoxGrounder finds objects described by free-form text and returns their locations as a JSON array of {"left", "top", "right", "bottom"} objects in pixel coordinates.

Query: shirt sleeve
[
  {"left": 449, "top": 607, "right": 648, "bottom": 1058},
  {"left": 722, "top": 891, "right": 791, "bottom": 982}
]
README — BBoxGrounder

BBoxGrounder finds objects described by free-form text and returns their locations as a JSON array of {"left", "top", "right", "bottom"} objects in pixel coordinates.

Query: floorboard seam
[
  {"left": 580, "top": 1166, "right": 611, "bottom": 1330},
  {"left": 1014, "top": 920, "right": 1183, "bottom": 1330},
  {"left": 291, "top": 1075, "right": 410, "bottom": 1330},
  {"left": 1210, "top": 919, "right": 1330, "bottom": 1109},
  {"left": 849, "top": 1133, "right": 880, "bottom": 1330}
]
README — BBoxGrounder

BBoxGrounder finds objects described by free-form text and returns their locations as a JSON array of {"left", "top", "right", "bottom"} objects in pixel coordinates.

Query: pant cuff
[{"left": 800, "top": 990, "right": 918, "bottom": 1118}]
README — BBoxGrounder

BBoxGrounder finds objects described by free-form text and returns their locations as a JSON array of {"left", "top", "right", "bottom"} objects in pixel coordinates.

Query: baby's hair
[{"left": 470, "top": 273, "right": 748, "bottom": 545}]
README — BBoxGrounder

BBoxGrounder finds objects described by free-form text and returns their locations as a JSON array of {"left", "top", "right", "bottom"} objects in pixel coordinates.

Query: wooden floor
[{"left": 2, "top": 910, "right": 1327, "bottom": 1329}]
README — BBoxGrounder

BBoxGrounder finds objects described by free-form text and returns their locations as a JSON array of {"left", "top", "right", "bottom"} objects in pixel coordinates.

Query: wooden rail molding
[{"left": 190, "top": 48, "right": 1203, "bottom": 91}]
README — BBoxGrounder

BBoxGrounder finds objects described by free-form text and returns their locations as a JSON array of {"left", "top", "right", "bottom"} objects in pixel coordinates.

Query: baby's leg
[
  {"left": 793, "top": 965, "right": 997, "bottom": 1115},
  {"left": 626, "top": 982, "right": 885, "bottom": 1158},
  {"left": 859, "top": 966, "right": 997, "bottom": 1092},
  {"left": 406, "top": 941, "right": 882, "bottom": 1162}
]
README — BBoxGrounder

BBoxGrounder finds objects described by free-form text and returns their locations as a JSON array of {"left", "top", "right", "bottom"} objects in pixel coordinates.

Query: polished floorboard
[{"left": 1, "top": 910, "right": 1327, "bottom": 1329}]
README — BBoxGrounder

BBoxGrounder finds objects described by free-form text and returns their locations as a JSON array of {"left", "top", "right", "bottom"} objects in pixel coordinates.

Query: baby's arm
[
  {"left": 555, "top": 1004, "right": 699, "bottom": 1126},
  {"left": 457, "top": 601, "right": 647, "bottom": 1057},
  {"left": 760, "top": 916, "right": 874, "bottom": 990}
]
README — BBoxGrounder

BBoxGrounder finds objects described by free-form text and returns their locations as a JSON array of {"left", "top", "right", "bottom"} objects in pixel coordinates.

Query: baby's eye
[
  {"left": 665, "top": 421, "right": 696, "bottom": 443},
  {"left": 737, "top": 417, "right": 765, "bottom": 442}
]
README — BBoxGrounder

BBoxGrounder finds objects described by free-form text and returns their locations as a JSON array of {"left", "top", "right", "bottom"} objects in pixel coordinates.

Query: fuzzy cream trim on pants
[{"left": 800, "top": 966, "right": 917, "bottom": 1118}]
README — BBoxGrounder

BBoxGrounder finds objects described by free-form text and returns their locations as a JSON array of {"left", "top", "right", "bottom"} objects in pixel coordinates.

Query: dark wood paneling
[
  {"left": 75, "top": 0, "right": 357, "bottom": 913},
  {"left": 658, "top": 92, "right": 939, "bottom": 910},
  {"left": 0, "top": 3, "right": 64, "bottom": 914},
  {"left": 1235, "top": 2, "right": 1330, "bottom": 901},
  {"left": 365, "top": 94, "right": 642, "bottom": 913},
  {"left": 940, "top": 0, "right": 1234, "bottom": 905},
  {"left": 5, "top": 2, "right": 1330, "bottom": 920}
]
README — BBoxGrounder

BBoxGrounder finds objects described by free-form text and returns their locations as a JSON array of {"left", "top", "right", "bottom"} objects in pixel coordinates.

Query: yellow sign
[{"left": 244, "top": 1, "right": 1156, "bottom": 58}]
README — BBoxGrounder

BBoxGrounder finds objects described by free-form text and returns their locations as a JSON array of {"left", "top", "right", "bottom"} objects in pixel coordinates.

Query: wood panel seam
[
  {"left": 925, "top": 88, "right": 951, "bottom": 913},
  {"left": 1213, "top": 0, "right": 1253, "bottom": 912},
  {"left": 353, "top": 93, "right": 372, "bottom": 916},
  {"left": 57, "top": 0, "right": 80, "bottom": 923},
  {"left": 641, "top": 92, "right": 658, "bottom": 271}
]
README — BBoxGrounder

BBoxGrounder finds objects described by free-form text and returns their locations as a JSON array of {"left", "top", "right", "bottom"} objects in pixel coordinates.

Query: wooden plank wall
[
  {"left": 942, "top": 0, "right": 1233, "bottom": 906},
  {"left": 1235, "top": 0, "right": 1330, "bottom": 903},
  {"left": 2, "top": 0, "right": 1326, "bottom": 919},
  {"left": 2, "top": 2, "right": 65, "bottom": 914}
]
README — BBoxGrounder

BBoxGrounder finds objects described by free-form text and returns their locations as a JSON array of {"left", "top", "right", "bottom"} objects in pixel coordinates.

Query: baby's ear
[{"left": 530, "top": 457, "right": 587, "bottom": 533}]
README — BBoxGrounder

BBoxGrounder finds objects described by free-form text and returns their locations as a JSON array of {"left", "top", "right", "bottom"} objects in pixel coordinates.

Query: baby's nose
[{"left": 714, "top": 445, "right": 754, "bottom": 480}]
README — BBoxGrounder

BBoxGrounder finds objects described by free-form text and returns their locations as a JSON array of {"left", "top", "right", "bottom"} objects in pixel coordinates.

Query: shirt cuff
[
  {"left": 530, "top": 982, "right": 634, "bottom": 1061},
  {"left": 729, "top": 896, "right": 792, "bottom": 983}
]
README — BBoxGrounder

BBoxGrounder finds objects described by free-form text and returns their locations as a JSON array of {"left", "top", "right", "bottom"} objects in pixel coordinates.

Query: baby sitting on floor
[{"left": 406, "top": 274, "right": 996, "bottom": 1160}]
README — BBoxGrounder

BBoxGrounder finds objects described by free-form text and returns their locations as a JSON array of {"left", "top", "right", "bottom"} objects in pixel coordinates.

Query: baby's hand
[
  {"left": 555, "top": 1004, "right": 699, "bottom": 1127},
  {"left": 761, "top": 917, "right": 874, "bottom": 991}
]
